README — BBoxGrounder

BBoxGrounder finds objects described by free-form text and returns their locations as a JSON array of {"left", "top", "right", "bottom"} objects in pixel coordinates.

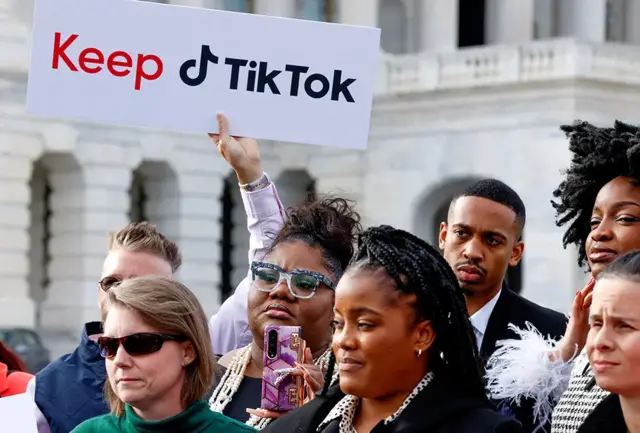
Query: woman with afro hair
[{"left": 485, "top": 120, "right": 640, "bottom": 433}]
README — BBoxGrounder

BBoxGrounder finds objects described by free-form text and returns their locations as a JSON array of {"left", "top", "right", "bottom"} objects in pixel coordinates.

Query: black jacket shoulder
[
  {"left": 446, "top": 407, "right": 525, "bottom": 433},
  {"left": 577, "top": 393, "right": 627, "bottom": 433},
  {"left": 263, "top": 376, "right": 523, "bottom": 433},
  {"left": 495, "top": 289, "right": 567, "bottom": 341}
]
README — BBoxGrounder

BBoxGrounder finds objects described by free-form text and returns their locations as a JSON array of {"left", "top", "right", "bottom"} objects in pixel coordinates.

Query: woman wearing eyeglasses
[
  {"left": 71, "top": 276, "right": 256, "bottom": 433},
  {"left": 208, "top": 196, "right": 362, "bottom": 429}
]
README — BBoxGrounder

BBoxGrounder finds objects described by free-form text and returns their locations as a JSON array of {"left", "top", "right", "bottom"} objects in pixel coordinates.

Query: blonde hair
[
  {"left": 101, "top": 276, "right": 215, "bottom": 416},
  {"left": 108, "top": 222, "right": 182, "bottom": 272}
]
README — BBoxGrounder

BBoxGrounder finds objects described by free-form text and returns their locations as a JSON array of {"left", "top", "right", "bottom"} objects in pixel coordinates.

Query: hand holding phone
[{"left": 261, "top": 325, "right": 305, "bottom": 412}]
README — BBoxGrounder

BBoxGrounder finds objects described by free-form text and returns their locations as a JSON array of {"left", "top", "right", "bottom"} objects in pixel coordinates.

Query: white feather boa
[{"left": 484, "top": 322, "right": 576, "bottom": 430}]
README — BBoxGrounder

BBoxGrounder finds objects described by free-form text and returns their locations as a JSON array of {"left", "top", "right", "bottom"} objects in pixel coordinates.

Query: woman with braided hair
[
  {"left": 262, "top": 225, "right": 523, "bottom": 433},
  {"left": 485, "top": 120, "right": 640, "bottom": 433}
]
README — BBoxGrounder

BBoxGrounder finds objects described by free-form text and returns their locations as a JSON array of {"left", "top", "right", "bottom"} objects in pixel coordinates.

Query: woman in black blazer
[{"left": 262, "top": 225, "right": 523, "bottom": 433}]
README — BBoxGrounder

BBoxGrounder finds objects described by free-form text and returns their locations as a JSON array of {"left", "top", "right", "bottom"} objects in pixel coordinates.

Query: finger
[
  {"left": 294, "top": 362, "right": 319, "bottom": 379},
  {"left": 301, "top": 368, "right": 321, "bottom": 386},
  {"left": 572, "top": 290, "right": 583, "bottom": 315},
  {"left": 306, "top": 374, "right": 323, "bottom": 393},
  {"left": 246, "top": 408, "right": 263, "bottom": 417},
  {"left": 217, "top": 113, "right": 230, "bottom": 143},
  {"left": 304, "top": 388, "right": 317, "bottom": 403},
  {"left": 283, "top": 369, "right": 304, "bottom": 378},
  {"left": 304, "top": 347, "right": 313, "bottom": 364},
  {"left": 582, "top": 278, "right": 596, "bottom": 294},
  {"left": 246, "top": 408, "right": 282, "bottom": 419},
  {"left": 299, "top": 367, "right": 324, "bottom": 393},
  {"left": 583, "top": 292, "right": 593, "bottom": 310},
  {"left": 305, "top": 382, "right": 316, "bottom": 402}
]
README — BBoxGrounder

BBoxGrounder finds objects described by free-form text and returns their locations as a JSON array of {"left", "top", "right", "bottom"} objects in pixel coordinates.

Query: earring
[{"left": 417, "top": 349, "right": 422, "bottom": 358}]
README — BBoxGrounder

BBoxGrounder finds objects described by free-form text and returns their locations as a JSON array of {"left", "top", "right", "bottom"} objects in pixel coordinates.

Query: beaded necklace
[{"left": 209, "top": 344, "right": 337, "bottom": 430}]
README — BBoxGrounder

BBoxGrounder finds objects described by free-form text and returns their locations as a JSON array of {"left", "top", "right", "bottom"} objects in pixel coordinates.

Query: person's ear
[
  {"left": 439, "top": 222, "right": 448, "bottom": 251},
  {"left": 414, "top": 320, "right": 435, "bottom": 357},
  {"left": 181, "top": 341, "right": 196, "bottom": 367},
  {"left": 509, "top": 240, "right": 524, "bottom": 267}
]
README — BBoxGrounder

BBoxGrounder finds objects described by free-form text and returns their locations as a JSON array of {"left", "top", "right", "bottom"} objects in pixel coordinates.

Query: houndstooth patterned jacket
[{"left": 551, "top": 351, "right": 610, "bottom": 433}]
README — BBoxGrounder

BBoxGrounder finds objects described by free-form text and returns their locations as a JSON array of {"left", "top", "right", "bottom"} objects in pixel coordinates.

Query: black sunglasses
[
  {"left": 97, "top": 333, "right": 187, "bottom": 358},
  {"left": 99, "top": 276, "right": 122, "bottom": 292}
]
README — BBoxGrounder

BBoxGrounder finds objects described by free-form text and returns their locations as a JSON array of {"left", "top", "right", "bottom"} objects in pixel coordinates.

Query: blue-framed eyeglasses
[{"left": 250, "top": 261, "right": 335, "bottom": 299}]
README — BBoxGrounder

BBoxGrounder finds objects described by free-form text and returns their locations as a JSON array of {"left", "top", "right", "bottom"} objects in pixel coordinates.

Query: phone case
[{"left": 261, "top": 325, "right": 305, "bottom": 412}]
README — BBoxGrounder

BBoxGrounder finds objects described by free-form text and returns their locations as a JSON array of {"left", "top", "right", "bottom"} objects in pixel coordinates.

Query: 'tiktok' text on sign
[{"left": 52, "top": 33, "right": 358, "bottom": 102}]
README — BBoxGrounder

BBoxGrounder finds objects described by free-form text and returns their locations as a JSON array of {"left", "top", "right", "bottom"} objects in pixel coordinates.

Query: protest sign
[
  {"left": 26, "top": 0, "right": 381, "bottom": 149},
  {"left": 0, "top": 393, "right": 38, "bottom": 432}
]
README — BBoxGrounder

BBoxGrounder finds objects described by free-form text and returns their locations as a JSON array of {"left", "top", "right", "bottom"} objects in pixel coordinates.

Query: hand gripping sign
[{"left": 27, "top": 0, "right": 381, "bottom": 150}]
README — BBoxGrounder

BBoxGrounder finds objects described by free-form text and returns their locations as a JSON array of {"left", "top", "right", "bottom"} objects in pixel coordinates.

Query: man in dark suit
[{"left": 438, "top": 178, "right": 567, "bottom": 433}]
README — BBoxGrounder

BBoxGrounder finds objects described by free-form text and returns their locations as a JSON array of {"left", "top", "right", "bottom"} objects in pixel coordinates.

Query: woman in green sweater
[{"left": 71, "top": 276, "right": 256, "bottom": 433}]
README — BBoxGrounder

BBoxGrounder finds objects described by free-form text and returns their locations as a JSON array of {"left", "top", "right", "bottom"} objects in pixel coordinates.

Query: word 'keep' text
[{"left": 51, "top": 32, "right": 163, "bottom": 90}]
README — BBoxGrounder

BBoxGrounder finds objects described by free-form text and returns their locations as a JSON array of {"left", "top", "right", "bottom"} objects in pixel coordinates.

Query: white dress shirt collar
[{"left": 470, "top": 289, "right": 502, "bottom": 348}]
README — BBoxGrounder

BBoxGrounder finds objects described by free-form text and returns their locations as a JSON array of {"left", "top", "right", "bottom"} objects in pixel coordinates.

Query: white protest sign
[
  {"left": 26, "top": 0, "right": 381, "bottom": 150},
  {"left": 0, "top": 394, "right": 38, "bottom": 433}
]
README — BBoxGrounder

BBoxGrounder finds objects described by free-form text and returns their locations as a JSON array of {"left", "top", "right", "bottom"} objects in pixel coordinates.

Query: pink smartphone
[{"left": 261, "top": 325, "right": 305, "bottom": 412}]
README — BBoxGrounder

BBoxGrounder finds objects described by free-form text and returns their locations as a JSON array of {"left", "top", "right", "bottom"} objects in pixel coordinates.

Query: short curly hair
[
  {"left": 267, "top": 195, "right": 362, "bottom": 280},
  {"left": 552, "top": 120, "right": 640, "bottom": 266}
]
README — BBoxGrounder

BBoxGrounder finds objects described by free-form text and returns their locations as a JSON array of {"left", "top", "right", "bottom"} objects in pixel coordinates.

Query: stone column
[
  {"left": 28, "top": 162, "right": 49, "bottom": 318},
  {"left": 0, "top": 135, "right": 39, "bottom": 328},
  {"left": 557, "top": 0, "right": 606, "bottom": 42},
  {"left": 255, "top": 0, "right": 296, "bottom": 17},
  {"left": 485, "top": 0, "right": 534, "bottom": 44},
  {"left": 171, "top": 141, "right": 229, "bottom": 316},
  {"left": 420, "top": 0, "right": 459, "bottom": 51},
  {"left": 338, "top": 0, "right": 379, "bottom": 27},
  {"left": 40, "top": 158, "right": 132, "bottom": 335},
  {"left": 625, "top": 0, "right": 640, "bottom": 44}
]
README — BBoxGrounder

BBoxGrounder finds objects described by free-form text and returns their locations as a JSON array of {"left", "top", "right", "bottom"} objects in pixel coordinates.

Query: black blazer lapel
[{"left": 479, "top": 286, "right": 514, "bottom": 363}]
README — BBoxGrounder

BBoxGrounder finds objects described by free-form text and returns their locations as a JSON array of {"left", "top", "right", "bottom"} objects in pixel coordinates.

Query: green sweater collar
[{"left": 122, "top": 401, "right": 214, "bottom": 433}]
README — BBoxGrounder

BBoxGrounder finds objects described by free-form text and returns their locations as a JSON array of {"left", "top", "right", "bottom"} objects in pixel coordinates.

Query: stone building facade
[{"left": 2, "top": 0, "right": 640, "bottom": 353}]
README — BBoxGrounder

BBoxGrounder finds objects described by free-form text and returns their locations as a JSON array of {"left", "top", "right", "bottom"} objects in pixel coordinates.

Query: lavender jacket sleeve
[{"left": 209, "top": 180, "right": 285, "bottom": 356}]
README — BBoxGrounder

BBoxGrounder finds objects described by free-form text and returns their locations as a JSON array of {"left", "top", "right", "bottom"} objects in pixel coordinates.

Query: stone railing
[{"left": 376, "top": 38, "right": 640, "bottom": 95}]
